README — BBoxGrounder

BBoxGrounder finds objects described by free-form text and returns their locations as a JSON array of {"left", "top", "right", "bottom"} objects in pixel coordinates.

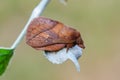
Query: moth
[
  {"left": 26, "top": 17, "right": 85, "bottom": 71},
  {"left": 26, "top": 17, "right": 85, "bottom": 52}
]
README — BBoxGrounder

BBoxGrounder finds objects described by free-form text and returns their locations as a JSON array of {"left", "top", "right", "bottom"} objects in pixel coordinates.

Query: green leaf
[{"left": 0, "top": 48, "right": 14, "bottom": 76}]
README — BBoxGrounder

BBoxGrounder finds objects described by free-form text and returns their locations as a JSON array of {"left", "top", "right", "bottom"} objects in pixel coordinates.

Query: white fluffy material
[{"left": 44, "top": 45, "right": 82, "bottom": 71}]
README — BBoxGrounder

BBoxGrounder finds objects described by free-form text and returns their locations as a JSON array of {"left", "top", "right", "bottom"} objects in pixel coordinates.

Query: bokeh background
[{"left": 0, "top": 0, "right": 120, "bottom": 80}]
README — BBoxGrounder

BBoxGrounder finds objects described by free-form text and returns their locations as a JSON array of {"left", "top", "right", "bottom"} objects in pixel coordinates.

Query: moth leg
[{"left": 66, "top": 43, "right": 74, "bottom": 52}]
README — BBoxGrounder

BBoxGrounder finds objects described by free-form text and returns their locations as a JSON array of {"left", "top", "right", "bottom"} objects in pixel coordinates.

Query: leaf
[{"left": 0, "top": 48, "right": 14, "bottom": 76}]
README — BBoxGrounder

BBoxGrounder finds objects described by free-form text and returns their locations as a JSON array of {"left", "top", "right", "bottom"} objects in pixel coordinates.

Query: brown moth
[{"left": 26, "top": 17, "right": 85, "bottom": 52}]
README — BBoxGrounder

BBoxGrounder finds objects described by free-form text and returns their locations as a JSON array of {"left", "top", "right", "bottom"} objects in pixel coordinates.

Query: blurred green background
[{"left": 0, "top": 0, "right": 120, "bottom": 80}]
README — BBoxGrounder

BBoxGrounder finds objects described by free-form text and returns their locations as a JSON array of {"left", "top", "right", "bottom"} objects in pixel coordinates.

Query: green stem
[{"left": 11, "top": 0, "right": 51, "bottom": 49}]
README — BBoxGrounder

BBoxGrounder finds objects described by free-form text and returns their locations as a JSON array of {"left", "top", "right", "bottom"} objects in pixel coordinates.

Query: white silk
[{"left": 44, "top": 45, "right": 82, "bottom": 72}]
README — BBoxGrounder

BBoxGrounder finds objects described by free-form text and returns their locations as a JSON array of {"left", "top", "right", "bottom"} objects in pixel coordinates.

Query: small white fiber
[{"left": 44, "top": 45, "right": 82, "bottom": 71}]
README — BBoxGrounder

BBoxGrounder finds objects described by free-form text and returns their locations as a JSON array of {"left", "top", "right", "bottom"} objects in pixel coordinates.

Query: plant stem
[{"left": 11, "top": 0, "right": 51, "bottom": 49}]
